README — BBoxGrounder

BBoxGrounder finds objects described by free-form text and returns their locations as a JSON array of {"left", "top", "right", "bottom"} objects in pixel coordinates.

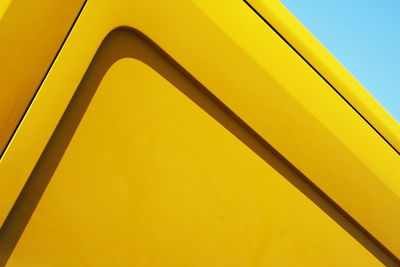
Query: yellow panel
[
  {"left": 0, "top": 0, "right": 399, "bottom": 265},
  {"left": 0, "top": 0, "right": 12, "bottom": 20},
  {"left": 5, "top": 58, "right": 380, "bottom": 266},
  {"left": 0, "top": 0, "right": 85, "bottom": 153},
  {"left": 246, "top": 0, "right": 400, "bottom": 153}
]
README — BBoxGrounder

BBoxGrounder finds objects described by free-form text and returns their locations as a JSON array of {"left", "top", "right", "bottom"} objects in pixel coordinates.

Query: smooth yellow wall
[
  {"left": 6, "top": 58, "right": 381, "bottom": 266},
  {"left": 0, "top": 0, "right": 399, "bottom": 265},
  {"left": 0, "top": 0, "right": 85, "bottom": 153}
]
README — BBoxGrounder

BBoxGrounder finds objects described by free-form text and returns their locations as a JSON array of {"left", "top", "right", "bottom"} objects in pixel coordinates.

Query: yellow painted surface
[
  {"left": 247, "top": 0, "right": 400, "bottom": 153},
  {"left": 0, "top": 0, "right": 85, "bottom": 153},
  {"left": 0, "top": 0, "right": 12, "bottom": 21},
  {"left": 6, "top": 59, "right": 381, "bottom": 266},
  {"left": 0, "top": 0, "right": 399, "bottom": 265}
]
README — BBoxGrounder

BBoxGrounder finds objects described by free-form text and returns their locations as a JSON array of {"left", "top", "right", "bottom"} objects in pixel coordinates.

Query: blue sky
[{"left": 279, "top": 0, "right": 400, "bottom": 122}]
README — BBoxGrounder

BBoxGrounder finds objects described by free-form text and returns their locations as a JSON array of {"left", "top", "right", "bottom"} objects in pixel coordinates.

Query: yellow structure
[{"left": 0, "top": 0, "right": 399, "bottom": 266}]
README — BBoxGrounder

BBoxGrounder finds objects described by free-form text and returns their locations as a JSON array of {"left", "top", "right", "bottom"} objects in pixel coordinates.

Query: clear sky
[{"left": 279, "top": 0, "right": 400, "bottom": 122}]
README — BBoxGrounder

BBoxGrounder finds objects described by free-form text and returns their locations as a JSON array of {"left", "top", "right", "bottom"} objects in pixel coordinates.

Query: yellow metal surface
[
  {"left": 6, "top": 58, "right": 380, "bottom": 266},
  {"left": 0, "top": 0, "right": 399, "bottom": 265},
  {"left": 0, "top": 0, "right": 85, "bottom": 153},
  {"left": 0, "top": 0, "right": 12, "bottom": 20},
  {"left": 247, "top": 0, "right": 400, "bottom": 153}
]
